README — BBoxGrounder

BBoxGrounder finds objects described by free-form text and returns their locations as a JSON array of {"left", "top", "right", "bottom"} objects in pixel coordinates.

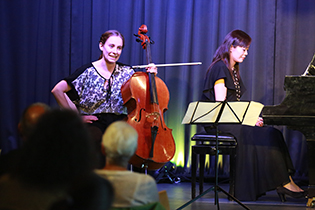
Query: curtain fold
[{"left": 0, "top": 0, "right": 71, "bottom": 153}]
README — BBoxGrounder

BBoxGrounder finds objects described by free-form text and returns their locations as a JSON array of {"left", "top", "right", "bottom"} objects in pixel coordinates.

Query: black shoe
[{"left": 276, "top": 186, "right": 306, "bottom": 202}]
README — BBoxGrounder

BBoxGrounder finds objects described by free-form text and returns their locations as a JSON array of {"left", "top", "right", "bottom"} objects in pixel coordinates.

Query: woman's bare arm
[
  {"left": 214, "top": 82, "right": 227, "bottom": 101},
  {"left": 51, "top": 80, "right": 77, "bottom": 111}
]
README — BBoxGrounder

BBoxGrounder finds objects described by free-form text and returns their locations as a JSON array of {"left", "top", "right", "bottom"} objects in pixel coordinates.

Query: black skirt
[{"left": 205, "top": 124, "right": 294, "bottom": 201}]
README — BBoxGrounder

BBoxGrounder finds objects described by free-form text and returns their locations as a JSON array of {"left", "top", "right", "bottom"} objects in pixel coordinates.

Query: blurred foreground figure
[
  {"left": 0, "top": 109, "right": 113, "bottom": 210},
  {"left": 0, "top": 102, "right": 50, "bottom": 176},
  {"left": 96, "top": 121, "right": 164, "bottom": 209}
]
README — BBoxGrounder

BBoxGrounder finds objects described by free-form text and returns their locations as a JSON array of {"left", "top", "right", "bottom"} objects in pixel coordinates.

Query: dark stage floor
[{"left": 156, "top": 181, "right": 312, "bottom": 210}]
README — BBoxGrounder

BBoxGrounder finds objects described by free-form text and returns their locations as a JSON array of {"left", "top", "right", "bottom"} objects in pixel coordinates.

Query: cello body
[{"left": 121, "top": 71, "right": 176, "bottom": 170}]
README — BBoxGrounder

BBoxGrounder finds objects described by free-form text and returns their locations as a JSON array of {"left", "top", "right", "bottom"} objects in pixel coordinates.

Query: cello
[{"left": 121, "top": 25, "right": 176, "bottom": 170}]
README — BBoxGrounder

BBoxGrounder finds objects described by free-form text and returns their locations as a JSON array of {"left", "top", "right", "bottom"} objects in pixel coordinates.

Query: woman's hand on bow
[{"left": 146, "top": 63, "right": 157, "bottom": 74}]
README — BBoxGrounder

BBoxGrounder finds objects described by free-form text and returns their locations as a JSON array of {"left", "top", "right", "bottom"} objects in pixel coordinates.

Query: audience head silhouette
[
  {"left": 96, "top": 121, "right": 161, "bottom": 208},
  {"left": 14, "top": 109, "right": 96, "bottom": 190},
  {"left": 0, "top": 102, "right": 51, "bottom": 177},
  {"left": 18, "top": 102, "right": 51, "bottom": 141},
  {"left": 102, "top": 121, "right": 138, "bottom": 168}
]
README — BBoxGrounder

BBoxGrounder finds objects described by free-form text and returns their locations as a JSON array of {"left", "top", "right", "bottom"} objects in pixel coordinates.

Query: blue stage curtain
[{"left": 1, "top": 0, "right": 315, "bottom": 180}]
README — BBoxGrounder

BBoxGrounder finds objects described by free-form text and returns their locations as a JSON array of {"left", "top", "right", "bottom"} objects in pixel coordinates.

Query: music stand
[{"left": 177, "top": 100, "right": 263, "bottom": 210}]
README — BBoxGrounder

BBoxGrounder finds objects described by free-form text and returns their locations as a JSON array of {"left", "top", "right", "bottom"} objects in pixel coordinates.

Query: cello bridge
[{"left": 146, "top": 112, "right": 160, "bottom": 123}]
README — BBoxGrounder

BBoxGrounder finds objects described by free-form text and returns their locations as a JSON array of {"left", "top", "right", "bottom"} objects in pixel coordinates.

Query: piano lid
[
  {"left": 262, "top": 76, "right": 315, "bottom": 136},
  {"left": 262, "top": 76, "right": 315, "bottom": 116},
  {"left": 302, "top": 52, "right": 315, "bottom": 76}
]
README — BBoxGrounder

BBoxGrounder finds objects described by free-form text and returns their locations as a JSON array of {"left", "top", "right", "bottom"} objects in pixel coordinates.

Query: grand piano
[{"left": 262, "top": 54, "right": 315, "bottom": 207}]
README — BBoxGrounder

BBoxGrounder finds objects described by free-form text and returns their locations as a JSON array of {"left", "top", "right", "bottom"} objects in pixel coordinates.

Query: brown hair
[{"left": 98, "top": 30, "right": 125, "bottom": 59}]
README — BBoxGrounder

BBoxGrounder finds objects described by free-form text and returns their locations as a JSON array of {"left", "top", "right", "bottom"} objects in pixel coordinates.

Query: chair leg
[
  {"left": 191, "top": 147, "right": 197, "bottom": 199},
  {"left": 229, "top": 150, "right": 236, "bottom": 199},
  {"left": 199, "top": 153, "right": 205, "bottom": 195}
]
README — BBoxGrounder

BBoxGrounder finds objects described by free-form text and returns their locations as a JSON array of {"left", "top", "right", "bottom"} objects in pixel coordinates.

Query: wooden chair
[{"left": 158, "top": 190, "right": 170, "bottom": 210}]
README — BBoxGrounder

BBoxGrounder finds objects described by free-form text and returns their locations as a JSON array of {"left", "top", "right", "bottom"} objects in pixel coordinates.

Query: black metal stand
[
  {"left": 177, "top": 101, "right": 250, "bottom": 210},
  {"left": 153, "top": 162, "right": 180, "bottom": 184}
]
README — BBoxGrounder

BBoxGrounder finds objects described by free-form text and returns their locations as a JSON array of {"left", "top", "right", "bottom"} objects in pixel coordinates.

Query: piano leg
[{"left": 307, "top": 140, "right": 315, "bottom": 207}]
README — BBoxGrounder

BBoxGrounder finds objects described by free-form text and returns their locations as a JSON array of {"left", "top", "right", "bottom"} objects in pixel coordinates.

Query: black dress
[{"left": 201, "top": 60, "right": 295, "bottom": 201}]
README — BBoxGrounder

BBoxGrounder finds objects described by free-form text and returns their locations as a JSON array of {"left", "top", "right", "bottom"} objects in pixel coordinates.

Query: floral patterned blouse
[{"left": 65, "top": 62, "right": 134, "bottom": 115}]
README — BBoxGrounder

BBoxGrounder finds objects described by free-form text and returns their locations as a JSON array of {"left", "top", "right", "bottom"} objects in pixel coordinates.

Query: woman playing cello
[{"left": 51, "top": 30, "right": 157, "bottom": 168}]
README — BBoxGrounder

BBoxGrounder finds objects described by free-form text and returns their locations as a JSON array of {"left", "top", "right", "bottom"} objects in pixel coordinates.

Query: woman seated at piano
[{"left": 201, "top": 29, "right": 306, "bottom": 201}]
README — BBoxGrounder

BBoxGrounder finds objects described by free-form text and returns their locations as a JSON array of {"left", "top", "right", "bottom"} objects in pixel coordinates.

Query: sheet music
[{"left": 182, "top": 101, "right": 264, "bottom": 126}]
